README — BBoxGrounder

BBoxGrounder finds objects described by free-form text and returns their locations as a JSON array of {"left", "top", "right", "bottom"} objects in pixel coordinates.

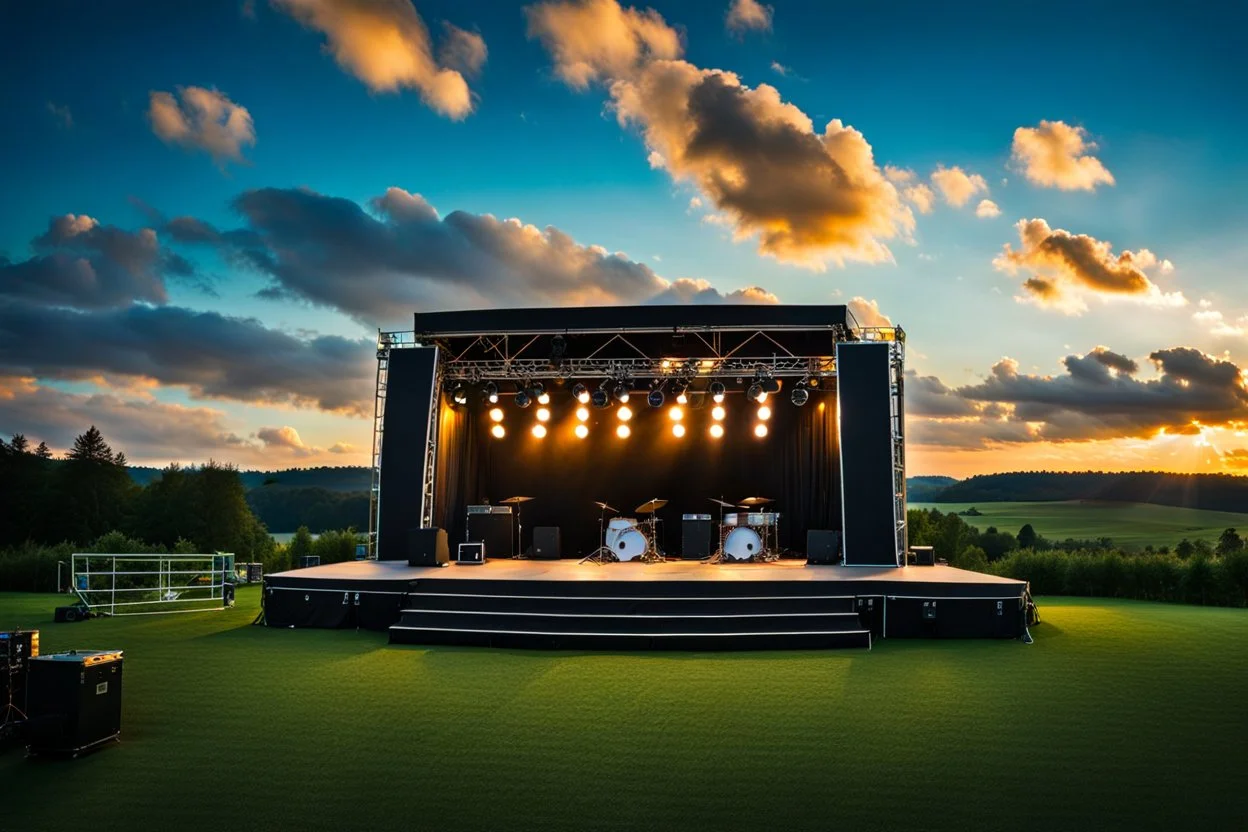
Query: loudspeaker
[
  {"left": 467, "top": 512, "right": 514, "bottom": 559},
  {"left": 407, "top": 528, "right": 450, "bottom": 567},
  {"left": 533, "top": 527, "right": 561, "bottom": 560},
  {"left": 681, "top": 514, "right": 714, "bottom": 559},
  {"left": 54, "top": 605, "right": 88, "bottom": 623},
  {"left": 911, "top": 546, "right": 936, "bottom": 566},
  {"left": 25, "top": 651, "right": 123, "bottom": 756},
  {"left": 806, "top": 530, "right": 842, "bottom": 564},
  {"left": 456, "top": 542, "right": 485, "bottom": 564}
]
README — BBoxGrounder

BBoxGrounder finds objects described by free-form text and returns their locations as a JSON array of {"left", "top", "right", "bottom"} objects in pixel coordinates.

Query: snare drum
[{"left": 746, "top": 512, "right": 781, "bottom": 527}]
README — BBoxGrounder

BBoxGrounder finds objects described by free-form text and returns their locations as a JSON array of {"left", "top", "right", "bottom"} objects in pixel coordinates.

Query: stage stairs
[{"left": 388, "top": 577, "right": 872, "bottom": 650}]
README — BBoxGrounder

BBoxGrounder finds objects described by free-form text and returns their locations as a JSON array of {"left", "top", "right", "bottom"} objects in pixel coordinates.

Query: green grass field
[
  {"left": 3, "top": 588, "right": 1246, "bottom": 831},
  {"left": 910, "top": 499, "right": 1248, "bottom": 549}
]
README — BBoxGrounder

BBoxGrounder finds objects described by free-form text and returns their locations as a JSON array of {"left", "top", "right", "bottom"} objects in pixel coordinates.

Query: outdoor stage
[{"left": 263, "top": 559, "right": 1031, "bottom": 649}]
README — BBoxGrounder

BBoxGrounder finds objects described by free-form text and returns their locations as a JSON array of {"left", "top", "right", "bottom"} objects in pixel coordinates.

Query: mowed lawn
[
  {"left": 2, "top": 588, "right": 1245, "bottom": 831},
  {"left": 910, "top": 499, "right": 1248, "bottom": 549}
]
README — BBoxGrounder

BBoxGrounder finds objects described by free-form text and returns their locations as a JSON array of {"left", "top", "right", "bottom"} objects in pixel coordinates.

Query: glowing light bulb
[
  {"left": 537, "top": 392, "right": 550, "bottom": 405},
  {"left": 617, "top": 406, "right": 632, "bottom": 422},
  {"left": 576, "top": 406, "right": 590, "bottom": 422},
  {"left": 672, "top": 423, "right": 686, "bottom": 438},
  {"left": 489, "top": 407, "right": 504, "bottom": 423},
  {"left": 574, "top": 424, "right": 589, "bottom": 439},
  {"left": 577, "top": 390, "right": 590, "bottom": 404},
  {"left": 491, "top": 424, "right": 505, "bottom": 439},
  {"left": 669, "top": 406, "right": 683, "bottom": 422},
  {"left": 757, "top": 405, "right": 771, "bottom": 421},
  {"left": 713, "top": 392, "right": 725, "bottom": 404},
  {"left": 536, "top": 407, "right": 551, "bottom": 423},
  {"left": 757, "top": 391, "right": 768, "bottom": 404},
  {"left": 754, "top": 423, "right": 768, "bottom": 438},
  {"left": 676, "top": 392, "right": 688, "bottom": 405},
  {"left": 532, "top": 424, "right": 547, "bottom": 439},
  {"left": 616, "top": 424, "right": 631, "bottom": 439},
  {"left": 709, "top": 424, "right": 724, "bottom": 439},
  {"left": 712, "top": 405, "right": 726, "bottom": 421}
]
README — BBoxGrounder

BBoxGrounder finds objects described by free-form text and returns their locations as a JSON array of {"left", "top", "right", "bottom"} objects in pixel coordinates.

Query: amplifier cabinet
[
  {"left": 456, "top": 542, "right": 486, "bottom": 564},
  {"left": 466, "top": 511, "right": 514, "bottom": 559},
  {"left": 532, "top": 527, "right": 561, "bottom": 560},
  {"left": 408, "top": 528, "right": 450, "bottom": 567},
  {"left": 681, "top": 515, "right": 714, "bottom": 560},
  {"left": 25, "top": 650, "right": 123, "bottom": 756}
]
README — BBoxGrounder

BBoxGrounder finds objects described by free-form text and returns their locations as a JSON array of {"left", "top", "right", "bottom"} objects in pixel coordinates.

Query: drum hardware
[
  {"left": 580, "top": 500, "right": 620, "bottom": 565},
  {"left": 708, "top": 497, "right": 781, "bottom": 563},
  {"left": 499, "top": 496, "right": 535, "bottom": 558},
  {"left": 634, "top": 498, "right": 668, "bottom": 562}
]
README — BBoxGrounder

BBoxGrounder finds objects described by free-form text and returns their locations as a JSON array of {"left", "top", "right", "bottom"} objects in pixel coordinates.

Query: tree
[
  {"left": 9, "top": 434, "right": 29, "bottom": 454},
  {"left": 1176, "top": 538, "right": 1194, "bottom": 559},
  {"left": 69, "top": 426, "right": 115, "bottom": 463},
  {"left": 288, "top": 526, "right": 315, "bottom": 563},
  {"left": 60, "top": 426, "right": 136, "bottom": 542},
  {"left": 1017, "top": 523, "right": 1037, "bottom": 550},
  {"left": 979, "top": 527, "right": 1018, "bottom": 561},
  {"left": 34, "top": 441, "right": 52, "bottom": 459},
  {"left": 1216, "top": 528, "right": 1244, "bottom": 556},
  {"left": 953, "top": 545, "right": 989, "bottom": 573}
]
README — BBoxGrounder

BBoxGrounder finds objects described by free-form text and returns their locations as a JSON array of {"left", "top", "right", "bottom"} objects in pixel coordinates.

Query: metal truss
[
  {"left": 438, "top": 356, "right": 837, "bottom": 383},
  {"left": 367, "top": 330, "right": 419, "bottom": 559},
  {"left": 887, "top": 337, "right": 908, "bottom": 564}
]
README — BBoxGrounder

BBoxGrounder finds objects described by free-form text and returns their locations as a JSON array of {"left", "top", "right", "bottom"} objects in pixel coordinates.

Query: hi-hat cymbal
[
  {"left": 593, "top": 500, "right": 618, "bottom": 512},
  {"left": 636, "top": 498, "right": 668, "bottom": 514},
  {"left": 500, "top": 495, "right": 535, "bottom": 504},
  {"left": 738, "top": 496, "right": 774, "bottom": 506},
  {"left": 708, "top": 497, "right": 736, "bottom": 508}
]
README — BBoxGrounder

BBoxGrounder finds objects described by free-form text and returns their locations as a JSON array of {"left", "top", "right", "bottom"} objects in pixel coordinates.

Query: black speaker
[
  {"left": 466, "top": 511, "right": 514, "bottom": 558},
  {"left": 911, "top": 546, "right": 936, "bottom": 566},
  {"left": 681, "top": 514, "right": 714, "bottom": 560},
  {"left": 54, "top": 605, "right": 89, "bottom": 623},
  {"left": 25, "top": 651, "right": 123, "bottom": 756},
  {"left": 533, "top": 527, "right": 561, "bottom": 560},
  {"left": 806, "top": 530, "right": 841, "bottom": 564},
  {"left": 407, "top": 528, "right": 450, "bottom": 567},
  {"left": 456, "top": 542, "right": 485, "bottom": 564}
]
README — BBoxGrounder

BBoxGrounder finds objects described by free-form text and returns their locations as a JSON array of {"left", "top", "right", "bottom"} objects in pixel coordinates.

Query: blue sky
[{"left": 2, "top": 0, "right": 1247, "bottom": 475}]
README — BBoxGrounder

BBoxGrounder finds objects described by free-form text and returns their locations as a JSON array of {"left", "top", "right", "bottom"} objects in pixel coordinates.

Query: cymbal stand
[
  {"left": 640, "top": 512, "right": 666, "bottom": 563},
  {"left": 705, "top": 495, "right": 729, "bottom": 564},
  {"left": 580, "top": 501, "right": 616, "bottom": 565}
]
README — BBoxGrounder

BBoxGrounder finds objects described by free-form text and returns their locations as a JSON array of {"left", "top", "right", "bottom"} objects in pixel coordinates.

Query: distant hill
[
  {"left": 924, "top": 472, "right": 1248, "bottom": 513},
  {"left": 128, "top": 465, "right": 371, "bottom": 493},
  {"left": 905, "top": 476, "right": 959, "bottom": 502}
]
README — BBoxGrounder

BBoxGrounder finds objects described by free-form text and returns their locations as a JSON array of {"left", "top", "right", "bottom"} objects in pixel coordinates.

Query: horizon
[{"left": 3, "top": 0, "right": 1246, "bottom": 478}]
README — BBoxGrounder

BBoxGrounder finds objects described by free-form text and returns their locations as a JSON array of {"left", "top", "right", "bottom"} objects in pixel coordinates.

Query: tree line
[{"left": 924, "top": 471, "right": 1248, "bottom": 512}]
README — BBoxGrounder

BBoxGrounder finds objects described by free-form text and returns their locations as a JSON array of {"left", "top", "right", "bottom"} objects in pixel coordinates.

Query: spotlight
[
  {"left": 617, "top": 406, "right": 633, "bottom": 422},
  {"left": 757, "top": 405, "right": 771, "bottom": 421},
  {"left": 491, "top": 424, "right": 506, "bottom": 439},
  {"left": 573, "top": 383, "right": 590, "bottom": 404},
  {"left": 530, "top": 382, "right": 546, "bottom": 402},
  {"left": 647, "top": 388, "right": 665, "bottom": 408},
  {"left": 791, "top": 385, "right": 810, "bottom": 406},
  {"left": 551, "top": 334, "right": 567, "bottom": 358},
  {"left": 576, "top": 406, "right": 590, "bottom": 422},
  {"left": 575, "top": 423, "right": 589, "bottom": 439},
  {"left": 676, "top": 391, "right": 688, "bottom": 405},
  {"left": 532, "top": 424, "right": 547, "bottom": 439},
  {"left": 757, "top": 391, "right": 769, "bottom": 404},
  {"left": 591, "top": 388, "right": 610, "bottom": 409},
  {"left": 672, "top": 423, "right": 686, "bottom": 438},
  {"left": 808, "top": 377, "right": 820, "bottom": 388},
  {"left": 451, "top": 383, "right": 468, "bottom": 406},
  {"left": 763, "top": 377, "right": 780, "bottom": 394},
  {"left": 515, "top": 390, "right": 532, "bottom": 409},
  {"left": 489, "top": 407, "right": 504, "bottom": 423},
  {"left": 747, "top": 382, "right": 764, "bottom": 402},
  {"left": 669, "top": 406, "right": 683, "bottom": 422},
  {"left": 709, "top": 423, "right": 724, "bottom": 439},
  {"left": 537, "top": 392, "right": 551, "bottom": 405},
  {"left": 712, "top": 405, "right": 726, "bottom": 421},
  {"left": 710, "top": 381, "right": 726, "bottom": 403},
  {"left": 754, "top": 423, "right": 768, "bottom": 438},
  {"left": 536, "top": 407, "right": 551, "bottom": 423},
  {"left": 484, "top": 382, "right": 499, "bottom": 404},
  {"left": 613, "top": 381, "right": 630, "bottom": 403},
  {"left": 673, "top": 381, "right": 689, "bottom": 405},
  {"left": 616, "top": 424, "right": 631, "bottom": 439}
]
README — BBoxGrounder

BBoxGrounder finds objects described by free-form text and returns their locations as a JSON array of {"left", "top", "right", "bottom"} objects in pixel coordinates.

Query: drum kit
[
  {"left": 709, "top": 496, "right": 781, "bottom": 563},
  {"left": 582, "top": 495, "right": 781, "bottom": 564},
  {"left": 582, "top": 498, "right": 669, "bottom": 564}
]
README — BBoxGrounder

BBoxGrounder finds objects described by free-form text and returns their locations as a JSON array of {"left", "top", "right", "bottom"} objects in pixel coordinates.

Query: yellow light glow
[
  {"left": 754, "top": 424, "right": 768, "bottom": 438},
  {"left": 491, "top": 424, "right": 506, "bottom": 439},
  {"left": 709, "top": 423, "right": 724, "bottom": 439},
  {"left": 712, "top": 405, "right": 726, "bottom": 421},
  {"left": 575, "top": 424, "right": 589, "bottom": 439},
  {"left": 676, "top": 392, "right": 688, "bottom": 405},
  {"left": 757, "top": 405, "right": 771, "bottom": 421},
  {"left": 672, "top": 423, "right": 686, "bottom": 438},
  {"left": 713, "top": 391, "right": 725, "bottom": 403},
  {"left": 489, "top": 407, "right": 504, "bottom": 423},
  {"left": 576, "top": 391, "right": 590, "bottom": 404},
  {"left": 536, "top": 407, "right": 551, "bottom": 423},
  {"left": 669, "top": 406, "right": 683, "bottom": 421},
  {"left": 809, "top": 377, "right": 819, "bottom": 388},
  {"left": 576, "top": 406, "right": 590, "bottom": 422},
  {"left": 757, "top": 391, "right": 768, "bottom": 403},
  {"left": 616, "top": 424, "right": 631, "bottom": 439},
  {"left": 618, "top": 406, "right": 633, "bottom": 422},
  {"left": 619, "top": 392, "right": 630, "bottom": 403},
  {"left": 532, "top": 424, "right": 547, "bottom": 439},
  {"left": 661, "top": 359, "right": 672, "bottom": 369},
  {"left": 488, "top": 392, "right": 499, "bottom": 404},
  {"left": 537, "top": 392, "right": 550, "bottom": 405}
]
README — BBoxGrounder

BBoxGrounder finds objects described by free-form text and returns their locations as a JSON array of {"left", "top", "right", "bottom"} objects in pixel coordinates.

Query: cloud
[
  {"left": 47, "top": 102, "right": 73, "bottom": 128},
  {"left": 847, "top": 296, "right": 892, "bottom": 328},
  {"left": 930, "top": 165, "right": 987, "bottom": 208},
  {"left": 975, "top": 199, "right": 1001, "bottom": 219},
  {"left": 1011, "top": 120, "right": 1114, "bottom": 191},
  {"left": 769, "top": 61, "right": 791, "bottom": 76},
  {"left": 726, "top": 0, "right": 773, "bottom": 33},
  {"left": 527, "top": 0, "right": 913, "bottom": 268},
  {"left": 904, "top": 370, "right": 977, "bottom": 418},
  {"left": 0, "top": 301, "right": 374, "bottom": 415},
  {"left": 329, "top": 441, "right": 357, "bottom": 454},
  {"left": 993, "top": 218, "right": 1184, "bottom": 314},
  {"left": 0, "top": 213, "right": 204, "bottom": 309},
  {"left": 1194, "top": 307, "right": 1248, "bottom": 338},
  {"left": 883, "top": 166, "right": 914, "bottom": 184},
  {"left": 902, "top": 183, "right": 935, "bottom": 214},
  {"left": 256, "top": 425, "right": 319, "bottom": 456},
  {"left": 272, "top": 0, "right": 483, "bottom": 119},
  {"left": 1222, "top": 449, "right": 1248, "bottom": 470},
  {"left": 148, "top": 86, "right": 255, "bottom": 166},
  {"left": 647, "top": 278, "right": 779, "bottom": 305}
]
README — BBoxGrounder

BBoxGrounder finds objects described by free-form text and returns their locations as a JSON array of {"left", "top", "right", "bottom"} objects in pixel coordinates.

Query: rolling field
[
  {"left": 910, "top": 499, "right": 1248, "bottom": 549},
  {"left": 2, "top": 588, "right": 1246, "bottom": 831}
]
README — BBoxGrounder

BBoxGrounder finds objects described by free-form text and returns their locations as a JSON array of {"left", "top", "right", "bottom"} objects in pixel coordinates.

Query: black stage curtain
[{"left": 432, "top": 388, "right": 840, "bottom": 559}]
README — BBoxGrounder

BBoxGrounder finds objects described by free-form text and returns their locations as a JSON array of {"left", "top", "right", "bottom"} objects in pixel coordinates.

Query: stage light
[
  {"left": 532, "top": 423, "right": 547, "bottom": 439},
  {"left": 613, "top": 381, "right": 630, "bottom": 403},
  {"left": 575, "top": 423, "right": 589, "bottom": 439},
  {"left": 710, "top": 381, "right": 726, "bottom": 403},
  {"left": 592, "top": 387, "right": 611, "bottom": 409},
  {"left": 515, "top": 390, "right": 531, "bottom": 409},
  {"left": 617, "top": 406, "right": 633, "bottom": 422},
  {"left": 676, "top": 391, "right": 688, "bottom": 405},
  {"left": 758, "top": 391, "right": 768, "bottom": 403},
  {"left": 808, "top": 377, "right": 819, "bottom": 388},
  {"left": 669, "top": 406, "right": 683, "bottom": 421},
  {"left": 616, "top": 424, "right": 631, "bottom": 439},
  {"left": 709, "top": 423, "right": 724, "bottom": 439},
  {"left": 747, "top": 382, "right": 764, "bottom": 402},
  {"left": 537, "top": 392, "right": 551, "bottom": 405},
  {"left": 791, "top": 385, "right": 809, "bottom": 406},
  {"left": 647, "top": 388, "right": 665, "bottom": 408},
  {"left": 576, "top": 406, "right": 590, "bottom": 422},
  {"left": 536, "top": 407, "right": 551, "bottom": 423},
  {"left": 573, "top": 383, "right": 590, "bottom": 404},
  {"left": 484, "top": 382, "right": 499, "bottom": 404},
  {"left": 672, "top": 423, "right": 686, "bottom": 438},
  {"left": 757, "top": 405, "right": 771, "bottom": 421},
  {"left": 551, "top": 334, "right": 567, "bottom": 358},
  {"left": 673, "top": 381, "right": 689, "bottom": 405},
  {"left": 530, "top": 382, "right": 546, "bottom": 403},
  {"left": 489, "top": 407, "right": 504, "bottom": 423},
  {"left": 712, "top": 405, "right": 726, "bottom": 421},
  {"left": 754, "top": 423, "right": 768, "bottom": 438},
  {"left": 451, "top": 383, "right": 468, "bottom": 406},
  {"left": 491, "top": 424, "right": 506, "bottom": 439},
  {"left": 763, "top": 377, "right": 780, "bottom": 394}
]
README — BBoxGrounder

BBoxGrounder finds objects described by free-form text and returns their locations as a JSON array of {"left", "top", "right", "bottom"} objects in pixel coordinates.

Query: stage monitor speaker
[
  {"left": 806, "top": 530, "right": 841, "bottom": 565},
  {"left": 25, "top": 650, "right": 123, "bottom": 756},
  {"left": 911, "top": 546, "right": 936, "bottom": 566},
  {"left": 467, "top": 511, "right": 514, "bottom": 559},
  {"left": 456, "top": 542, "right": 485, "bottom": 564},
  {"left": 407, "top": 528, "right": 450, "bottom": 567},
  {"left": 681, "top": 514, "right": 714, "bottom": 560},
  {"left": 533, "top": 527, "right": 561, "bottom": 560}
]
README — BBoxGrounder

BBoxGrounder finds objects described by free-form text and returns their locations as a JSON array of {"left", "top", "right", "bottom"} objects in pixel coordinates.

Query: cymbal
[
  {"left": 738, "top": 496, "right": 774, "bottom": 506},
  {"left": 499, "top": 495, "right": 535, "bottom": 504},
  {"left": 593, "top": 500, "right": 618, "bottom": 512},
  {"left": 636, "top": 498, "right": 668, "bottom": 514},
  {"left": 708, "top": 497, "right": 736, "bottom": 508}
]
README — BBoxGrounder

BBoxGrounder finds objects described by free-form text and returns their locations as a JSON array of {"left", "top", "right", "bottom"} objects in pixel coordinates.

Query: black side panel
[
  {"left": 264, "top": 588, "right": 354, "bottom": 628},
  {"left": 377, "top": 347, "right": 439, "bottom": 561},
  {"left": 884, "top": 597, "right": 1025, "bottom": 638},
  {"left": 836, "top": 342, "right": 898, "bottom": 566}
]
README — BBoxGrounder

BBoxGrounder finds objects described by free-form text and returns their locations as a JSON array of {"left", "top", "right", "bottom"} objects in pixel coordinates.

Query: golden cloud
[
  {"left": 930, "top": 165, "right": 987, "bottom": 208},
  {"left": 726, "top": 0, "right": 773, "bottom": 33},
  {"left": 1011, "top": 120, "right": 1114, "bottom": 191},
  {"left": 148, "top": 86, "right": 255, "bottom": 165}
]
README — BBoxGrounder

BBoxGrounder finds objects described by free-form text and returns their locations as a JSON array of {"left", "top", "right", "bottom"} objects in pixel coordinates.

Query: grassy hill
[
  {"left": 2, "top": 590, "right": 1244, "bottom": 830},
  {"left": 924, "top": 471, "right": 1248, "bottom": 512}
]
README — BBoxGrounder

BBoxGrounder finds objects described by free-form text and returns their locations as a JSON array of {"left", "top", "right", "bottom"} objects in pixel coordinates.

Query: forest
[{"left": 921, "top": 471, "right": 1248, "bottom": 511}]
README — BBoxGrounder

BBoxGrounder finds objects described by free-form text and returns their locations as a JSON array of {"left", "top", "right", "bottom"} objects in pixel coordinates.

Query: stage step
[
  {"left": 389, "top": 626, "right": 871, "bottom": 651},
  {"left": 401, "top": 592, "right": 858, "bottom": 616}
]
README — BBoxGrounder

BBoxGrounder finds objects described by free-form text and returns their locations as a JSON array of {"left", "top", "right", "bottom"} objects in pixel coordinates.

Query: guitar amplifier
[
  {"left": 407, "top": 528, "right": 450, "bottom": 567},
  {"left": 25, "top": 650, "right": 124, "bottom": 756},
  {"left": 532, "top": 527, "right": 561, "bottom": 560},
  {"left": 681, "top": 514, "right": 714, "bottom": 560},
  {"left": 456, "top": 542, "right": 485, "bottom": 564},
  {"left": 467, "top": 508, "right": 514, "bottom": 559},
  {"left": 807, "top": 530, "right": 842, "bottom": 565}
]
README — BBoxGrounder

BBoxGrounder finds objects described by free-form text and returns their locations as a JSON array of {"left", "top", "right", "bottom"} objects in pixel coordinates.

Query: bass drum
[
  {"left": 613, "top": 528, "right": 650, "bottom": 561},
  {"left": 605, "top": 517, "right": 638, "bottom": 551},
  {"left": 724, "top": 527, "right": 763, "bottom": 562}
]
